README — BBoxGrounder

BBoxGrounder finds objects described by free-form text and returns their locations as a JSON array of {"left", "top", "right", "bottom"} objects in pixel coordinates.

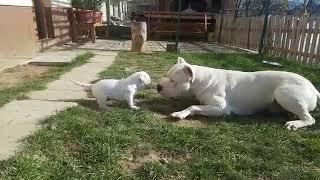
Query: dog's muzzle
[{"left": 157, "top": 84, "right": 163, "bottom": 92}]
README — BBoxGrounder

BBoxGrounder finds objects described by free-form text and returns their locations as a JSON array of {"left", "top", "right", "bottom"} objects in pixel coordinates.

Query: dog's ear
[
  {"left": 182, "top": 65, "right": 195, "bottom": 82},
  {"left": 177, "top": 57, "right": 186, "bottom": 64}
]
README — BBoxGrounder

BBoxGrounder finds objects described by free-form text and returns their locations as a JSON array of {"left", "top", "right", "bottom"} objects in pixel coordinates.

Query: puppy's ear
[
  {"left": 182, "top": 65, "right": 195, "bottom": 82},
  {"left": 139, "top": 73, "right": 151, "bottom": 85},
  {"left": 177, "top": 57, "right": 186, "bottom": 64}
]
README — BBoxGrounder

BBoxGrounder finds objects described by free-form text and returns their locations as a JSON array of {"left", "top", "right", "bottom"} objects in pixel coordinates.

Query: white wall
[
  {"left": 101, "top": 3, "right": 107, "bottom": 22},
  {"left": 0, "top": 0, "right": 32, "bottom": 7},
  {"left": 0, "top": 0, "right": 71, "bottom": 7},
  {"left": 51, "top": 0, "right": 71, "bottom": 7}
]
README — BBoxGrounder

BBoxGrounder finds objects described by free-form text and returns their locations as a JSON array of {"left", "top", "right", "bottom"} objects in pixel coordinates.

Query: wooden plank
[
  {"left": 279, "top": 16, "right": 287, "bottom": 56},
  {"left": 247, "top": 16, "right": 253, "bottom": 50},
  {"left": 273, "top": 16, "right": 282, "bottom": 56},
  {"left": 265, "top": 15, "right": 274, "bottom": 54},
  {"left": 237, "top": 17, "right": 242, "bottom": 48},
  {"left": 283, "top": 16, "right": 293, "bottom": 59},
  {"left": 308, "top": 17, "right": 319, "bottom": 66},
  {"left": 228, "top": 16, "right": 232, "bottom": 45},
  {"left": 315, "top": 18, "right": 320, "bottom": 67},
  {"left": 289, "top": 17, "right": 299, "bottom": 60},
  {"left": 303, "top": 18, "right": 314, "bottom": 65},
  {"left": 297, "top": 17, "right": 308, "bottom": 62},
  {"left": 228, "top": 16, "right": 233, "bottom": 45},
  {"left": 292, "top": 17, "right": 304, "bottom": 61},
  {"left": 215, "top": 15, "right": 221, "bottom": 41},
  {"left": 249, "top": 17, "right": 257, "bottom": 50}
]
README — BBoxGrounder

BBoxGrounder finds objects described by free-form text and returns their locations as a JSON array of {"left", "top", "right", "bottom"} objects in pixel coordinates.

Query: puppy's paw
[
  {"left": 130, "top": 105, "right": 140, "bottom": 110},
  {"left": 170, "top": 110, "right": 190, "bottom": 120}
]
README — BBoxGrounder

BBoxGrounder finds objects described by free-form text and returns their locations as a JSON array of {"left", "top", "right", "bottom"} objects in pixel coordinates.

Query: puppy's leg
[
  {"left": 126, "top": 91, "right": 140, "bottom": 110},
  {"left": 171, "top": 97, "right": 227, "bottom": 119},
  {"left": 274, "top": 85, "right": 317, "bottom": 130},
  {"left": 97, "top": 98, "right": 108, "bottom": 110},
  {"left": 96, "top": 94, "right": 110, "bottom": 110}
]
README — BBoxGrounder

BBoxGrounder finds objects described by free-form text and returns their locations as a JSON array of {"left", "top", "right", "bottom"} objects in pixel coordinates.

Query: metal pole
[
  {"left": 105, "top": 0, "right": 110, "bottom": 24},
  {"left": 175, "top": 0, "right": 181, "bottom": 53},
  {"left": 258, "top": 0, "right": 270, "bottom": 54}
]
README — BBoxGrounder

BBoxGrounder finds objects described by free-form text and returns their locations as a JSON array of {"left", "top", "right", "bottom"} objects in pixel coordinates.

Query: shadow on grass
[{"left": 136, "top": 91, "right": 292, "bottom": 127}]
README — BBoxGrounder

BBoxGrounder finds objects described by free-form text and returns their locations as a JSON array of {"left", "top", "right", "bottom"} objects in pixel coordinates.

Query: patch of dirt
[
  {"left": 0, "top": 65, "right": 52, "bottom": 90},
  {"left": 120, "top": 148, "right": 191, "bottom": 174},
  {"left": 174, "top": 119, "right": 208, "bottom": 128},
  {"left": 153, "top": 113, "right": 208, "bottom": 128},
  {"left": 63, "top": 142, "right": 81, "bottom": 154}
]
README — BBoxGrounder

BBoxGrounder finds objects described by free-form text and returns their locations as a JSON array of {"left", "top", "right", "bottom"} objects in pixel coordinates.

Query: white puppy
[
  {"left": 157, "top": 57, "right": 320, "bottom": 130},
  {"left": 73, "top": 71, "right": 151, "bottom": 110}
]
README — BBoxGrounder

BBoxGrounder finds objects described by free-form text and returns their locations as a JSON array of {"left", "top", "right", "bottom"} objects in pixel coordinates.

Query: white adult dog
[
  {"left": 73, "top": 71, "right": 151, "bottom": 110},
  {"left": 157, "top": 57, "right": 320, "bottom": 130}
]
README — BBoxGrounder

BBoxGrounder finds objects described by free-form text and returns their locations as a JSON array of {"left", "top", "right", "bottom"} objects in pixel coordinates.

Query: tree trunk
[{"left": 131, "top": 21, "right": 147, "bottom": 52}]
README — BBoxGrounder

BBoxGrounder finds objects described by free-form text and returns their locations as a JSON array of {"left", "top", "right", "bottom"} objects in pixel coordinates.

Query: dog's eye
[{"left": 170, "top": 79, "right": 175, "bottom": 83}]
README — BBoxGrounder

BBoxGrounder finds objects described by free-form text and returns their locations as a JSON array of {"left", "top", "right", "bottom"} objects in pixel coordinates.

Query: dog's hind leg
[{"left": 274, "top": 85, "right": 317, "bottom": 130}]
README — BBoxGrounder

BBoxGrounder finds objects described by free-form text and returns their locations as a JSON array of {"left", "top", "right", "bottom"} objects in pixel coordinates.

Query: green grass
[
  {"left": 0, "top": 53, "right": 94, "bottom": 107},
  {"left": 1, "top": 52, "right": 320, "bottom": 179}
]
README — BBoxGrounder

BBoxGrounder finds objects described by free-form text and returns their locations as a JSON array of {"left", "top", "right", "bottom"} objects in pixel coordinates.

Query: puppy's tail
[{"left": 71, "top": 80, "right": 92, "bottom": 91}]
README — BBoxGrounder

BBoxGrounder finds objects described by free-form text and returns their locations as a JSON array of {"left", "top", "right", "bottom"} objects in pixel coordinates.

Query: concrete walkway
[
  {"left": 48, "top": 39, "right": 241, "bottom": 53},
  {"left": 0, "top": 51, "right": 117, "bottom": 160}
]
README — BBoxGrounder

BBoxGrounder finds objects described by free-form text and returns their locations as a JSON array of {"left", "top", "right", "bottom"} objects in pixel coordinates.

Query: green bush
[{"left": 71, "top": 0, "right": 104, "bottom": 10}]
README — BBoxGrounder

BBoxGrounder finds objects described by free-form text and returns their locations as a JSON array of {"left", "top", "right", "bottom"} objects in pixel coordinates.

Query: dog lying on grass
[
  {"left": 157, "top": 57, "right": 320, "bottom": 130},
  {"left": 72, "top": 71, "right": 151, "bottom": 110}
]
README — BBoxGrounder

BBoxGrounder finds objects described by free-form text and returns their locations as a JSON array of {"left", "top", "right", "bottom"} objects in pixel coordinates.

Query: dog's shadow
[
  {"left": 74, "top": 90, "right": 320, "bottom": 130},
  {"left": 136, "top": 93, "right": 309, "bottom": 127}
]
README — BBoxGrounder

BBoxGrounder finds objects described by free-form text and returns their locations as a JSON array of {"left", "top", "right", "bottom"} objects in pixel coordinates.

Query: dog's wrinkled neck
[{"left": 190, "top": 67, "right": 216, "bottom": 99}]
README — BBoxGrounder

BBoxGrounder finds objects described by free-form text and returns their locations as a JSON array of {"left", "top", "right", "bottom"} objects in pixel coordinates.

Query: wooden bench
[{"left": 143, "top": 11, "right": 214, "bottom": 40}]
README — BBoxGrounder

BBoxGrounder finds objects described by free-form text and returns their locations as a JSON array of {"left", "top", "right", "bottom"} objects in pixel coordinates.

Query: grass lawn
[
  {"left": 0, "top": 53, "right": 93, "bottom": 107},
  {"left": 1, "top": 52, "right": 320, "bottom": 179}
]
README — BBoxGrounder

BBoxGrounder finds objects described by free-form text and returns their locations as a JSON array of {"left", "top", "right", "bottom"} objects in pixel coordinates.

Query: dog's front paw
[
  {"left": 130, "top": 105, "right": 140, "bottom": 110},
  {"left": 285, "top": 120, "right": 305, "bottom": 130},
  {"left": 170, "top": 110, "right": 190, "bottom": 120}
]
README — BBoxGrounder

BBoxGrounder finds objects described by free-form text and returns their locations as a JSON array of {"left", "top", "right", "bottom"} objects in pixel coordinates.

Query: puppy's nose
[{"left": 157, "top": 84, "right": 163, "bottom": 92}]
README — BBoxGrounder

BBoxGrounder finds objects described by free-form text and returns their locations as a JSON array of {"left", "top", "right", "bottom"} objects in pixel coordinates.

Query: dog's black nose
[{"left": 157, "top": 84, "right": 163, "bottom": 92}]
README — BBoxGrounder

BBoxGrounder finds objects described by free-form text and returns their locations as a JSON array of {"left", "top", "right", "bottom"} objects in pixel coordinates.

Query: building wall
[
  {"left": 0, "top": 1, "right": 37, "bottom": 58},
  {"left": 0, "top": 0, "right": 72, "bottom": 58},
  {"left": 0, "top": 0, "right": 32, "bottom": 6}
]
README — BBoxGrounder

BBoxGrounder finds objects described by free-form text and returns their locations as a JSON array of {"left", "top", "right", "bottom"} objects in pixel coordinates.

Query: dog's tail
[
  {"left": 71, "top": 80, "right": 92, "bottom": 91},
  {"left": 315, "top": 86, "right": 320, "bottom": 106}
]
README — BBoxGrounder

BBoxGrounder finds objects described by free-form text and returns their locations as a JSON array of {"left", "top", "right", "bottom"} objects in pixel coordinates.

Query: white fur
[
  {"left": 158, "top": 57, "right": 320, "bottom": 130},
  {"left": 73, "top": 71, "right": 151, "bottom": 110}
]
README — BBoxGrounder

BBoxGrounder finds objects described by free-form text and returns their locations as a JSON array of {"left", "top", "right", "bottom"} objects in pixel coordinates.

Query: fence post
[
  {"left": 218, "top": 1, "right": 225, "bottom": 43},
  {"left": 247, "top": 16, "right": 252, "bottom": 49},
  {"left": 175, "top": 0, "right": 182, "bottom": 53},
  {"left": 258, "top": 0, "right": 271, "bottom": 54}
]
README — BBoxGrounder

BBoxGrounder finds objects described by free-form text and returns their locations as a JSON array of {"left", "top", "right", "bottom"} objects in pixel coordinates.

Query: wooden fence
[
  {"left": 267, "top": 16, "right": 320, "bottom": 66},
  {"left": 215, "top": 15, "right": 320, "bottom": 67},
  {"left": 215, "top": 15, "right": 265, "bottom": 51}
]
